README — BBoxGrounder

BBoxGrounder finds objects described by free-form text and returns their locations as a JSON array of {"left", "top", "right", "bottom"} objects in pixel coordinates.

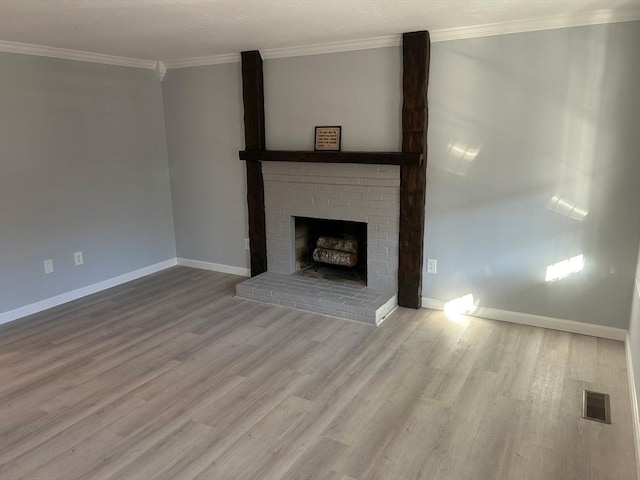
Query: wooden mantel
[
  {"left": 239, "top": 150, "right": 422, "bottom": 166},
  {"left": 239, "top": 31, "right": 430, "bottom": 309}
]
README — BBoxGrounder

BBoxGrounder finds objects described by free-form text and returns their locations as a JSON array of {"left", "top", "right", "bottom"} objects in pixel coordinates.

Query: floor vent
[{"left": 582, "top": 390, "right": 611, "bottom": 424}]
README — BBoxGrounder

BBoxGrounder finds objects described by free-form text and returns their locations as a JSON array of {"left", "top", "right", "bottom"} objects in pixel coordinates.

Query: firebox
[{"left": 294, "top": 216, "right": 367, "bottom": 284}]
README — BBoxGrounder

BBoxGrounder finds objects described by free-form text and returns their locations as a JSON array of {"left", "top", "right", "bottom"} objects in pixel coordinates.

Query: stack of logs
[{"left": 312, "top": 237, "right": 358, "bottom": 268}]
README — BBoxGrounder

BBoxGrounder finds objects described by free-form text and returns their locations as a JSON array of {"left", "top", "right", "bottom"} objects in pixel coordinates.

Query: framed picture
[{"left": 314, "top": 126, "right": 342, "bottom": 151}]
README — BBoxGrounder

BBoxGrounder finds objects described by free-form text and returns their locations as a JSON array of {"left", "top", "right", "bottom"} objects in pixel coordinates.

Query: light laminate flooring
[{"left": 0, "top": 266, "right": 636, "bottom": 480}]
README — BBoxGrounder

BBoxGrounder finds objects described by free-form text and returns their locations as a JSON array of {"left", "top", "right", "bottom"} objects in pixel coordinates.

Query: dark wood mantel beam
[
  {"left": 239, "top": 150, "right": 423, "bottom": 166},
  {"left": 241, "top": 50, "right": 268, "bottom": 276},
  {"left": 398, "top": 31, "right": 430, "bottom": 308}
]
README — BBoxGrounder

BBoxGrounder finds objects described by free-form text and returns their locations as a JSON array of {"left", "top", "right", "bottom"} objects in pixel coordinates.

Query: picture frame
[{"left": 314, "top": 126, "right": 342, "bottom": 151}]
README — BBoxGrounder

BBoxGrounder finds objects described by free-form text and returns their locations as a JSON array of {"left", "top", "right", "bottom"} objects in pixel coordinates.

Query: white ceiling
[{"left": 0, "top": 0, "right": 638, "bottom": 64}]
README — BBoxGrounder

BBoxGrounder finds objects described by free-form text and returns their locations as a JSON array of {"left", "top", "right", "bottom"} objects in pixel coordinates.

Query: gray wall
[
  {"left": 265, "top": 48, "right": 401, "bottom": 151},
  {"left": 0, "top": 53, "right": 176, "bottom": 313},
  {"left": 161, "top": 22, "right": 640, "bottom": 329},
  {"left": 162, "top": 62, "right": 248, "bottom": 267},
  {"left": 425, "top": 22, "right": 640, "bottom": 328}
]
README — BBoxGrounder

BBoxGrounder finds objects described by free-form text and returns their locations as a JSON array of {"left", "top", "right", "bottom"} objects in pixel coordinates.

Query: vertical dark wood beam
[
  {"left": 399, "top": 31, "right": 430, "bottom": 308},
  {"left": 241, "top": 50, "right": 267, "bottom": 276}
]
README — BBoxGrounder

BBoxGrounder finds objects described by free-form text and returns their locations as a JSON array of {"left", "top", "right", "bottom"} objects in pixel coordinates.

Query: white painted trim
[
  {"left": 0, "top": 40, "right": 157, "bottom": 70},
  {"left": 421, "top": 297, "right": 627, "bottom": 341},
  {"left": 261, "top": 35, "right": 400, "bottom": 60},
  {"left": 162, "top": 53, "right": 241, "bottom": 70},
  {"left": 153, "top": 61, "right": 167, "bottom": 81},
  {"left": 4, "top": 11, "right": 635, "bottom": 71},
  {"left": 376, "top": 295, "right": 398, "bottom": 327},
  {"left": 162, "top": 36, "right": 400, "bottom": 69},
  {"left": 163, "top": 10, "right": 640, "bottom": 69},
  {"left": 431, "top": 9, "right": 640, "bottom": 43},
  {"left": 176, "top": 258, "right": 250, "bottom": 277},
  {"left": 626, "top": 333, "right": 640, "bottom": 480},
  {"left": 0, "top": 259, "right": 177, "bottom": 326}
]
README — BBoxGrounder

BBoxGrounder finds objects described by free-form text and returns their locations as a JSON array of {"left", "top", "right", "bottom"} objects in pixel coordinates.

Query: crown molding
[
  {"left": 261, "top": 35, "right": 402, "bottom": 61},
  {"left": 162, "top": 10, "right": 639, "bottom": 69},
  {"left": 0, "top": 40, "right": 156, "bottom": 70},
  {"left": 2, "top": 9, "right": 638, "bottom": 71},
  {"left": 153, "top": 61, "right": 167, "bottom": 81},
  {"left": 160, "top": 35, "right": 401, "bottom": 69},
  {"left": 161, "top": 52, "right": 241, "bottom": 69},
  {"left": 431, "top": 8, "right": 640, "bottom": 42}
]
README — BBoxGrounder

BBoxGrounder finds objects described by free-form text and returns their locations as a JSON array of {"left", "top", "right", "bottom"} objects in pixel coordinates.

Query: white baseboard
[
  {"left": 626, "top": 333, "right": 640, "bottom": 480},
  {"left": 0, "top": 258, "right": 178, "bottom": 326},
  {"left": 421, "top": 297, "right": 626, "bottom": 341},
  {"left": 0, "top": 258, "right": 250, "bottom": 326},
  {"left": 176, "top": 258, "right": 250, "bottom": 277}
]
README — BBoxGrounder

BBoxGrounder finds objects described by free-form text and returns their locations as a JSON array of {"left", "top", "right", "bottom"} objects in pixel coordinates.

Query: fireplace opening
[{"left": 294, "top": 216, "right": 367, "bottom": 285}]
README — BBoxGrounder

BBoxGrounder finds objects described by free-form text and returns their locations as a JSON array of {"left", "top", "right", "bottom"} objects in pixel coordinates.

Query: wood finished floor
[{"left": 0, "top": 266, "right": 636, "bottom": 480}]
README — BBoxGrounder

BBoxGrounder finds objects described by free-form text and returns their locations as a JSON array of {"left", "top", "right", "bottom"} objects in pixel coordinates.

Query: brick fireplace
[
  {"left": 262, "top": 162, "right": 399, "bottom": 290},
  {"left": 236, "top": 162, "right": 400, "bottom": 324}
]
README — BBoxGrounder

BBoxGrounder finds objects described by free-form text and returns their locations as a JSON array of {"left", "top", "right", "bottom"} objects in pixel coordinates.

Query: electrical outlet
[
  {"left": 245, "top": 238, "right": 250, "bottom": 250},
  {"left": 44, "top": 259, "right": 53, "bottom": 274},
  {"left": 74, "top": 251, "right": 83, "bottom": 265},
  {"left": 427, "top": 258, "right": 437, "bottom": 274}
]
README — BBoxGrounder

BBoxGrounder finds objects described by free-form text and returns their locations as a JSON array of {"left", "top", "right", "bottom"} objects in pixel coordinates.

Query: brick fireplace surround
[
  {"left": 236, "top": 162, "right": 400, "bottom": 324},
  {"left": 263, "top": 162, "right": 400, "bottom": 290}
]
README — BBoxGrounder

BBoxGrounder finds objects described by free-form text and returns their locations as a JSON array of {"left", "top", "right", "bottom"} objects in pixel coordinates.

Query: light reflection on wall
[
  {"left": 545, "top": 254, "right": 585, "bottom": 282},
  {"left": 444, "top": 141, "right": 481, "bottom": 176},
  {"left": 547, "top": 195, "right": 589, "bottom": 221}
]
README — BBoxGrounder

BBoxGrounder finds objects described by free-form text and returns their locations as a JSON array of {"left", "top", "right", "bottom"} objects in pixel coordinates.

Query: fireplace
[
  {"left": 294, "top": 216, "right": 367, "bottom": 285},
  {"left": 261, "top": 162, "right": 399, "bottom": 291},
  {"left": 235, "top": 161, "right": 400, "bottom": 325},
  {"left": 239, "top": 35, "right": 429, "bottom": 310}
]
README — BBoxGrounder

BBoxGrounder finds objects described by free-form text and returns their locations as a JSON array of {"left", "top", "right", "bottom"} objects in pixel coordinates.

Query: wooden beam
[
  {"left": 239, "top": 150, "right": 423, "bottom": 166},
  {"left": 241, "top": 50, "right": 267, "bottom": 276},
  {"left": 398, "top": 31, "right": 430, "bottom": 309}
]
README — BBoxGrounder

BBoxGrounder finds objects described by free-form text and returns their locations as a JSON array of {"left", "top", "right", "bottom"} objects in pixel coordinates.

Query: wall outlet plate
[
  {"left": 427, "top": 258, "right": 437, "bottom": 274},
  {"left": 44, "top": 259, "right": 53, "bottom": 274},
  {"left": 74, "top": 251, "right": 84, "bottom": 265}
]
